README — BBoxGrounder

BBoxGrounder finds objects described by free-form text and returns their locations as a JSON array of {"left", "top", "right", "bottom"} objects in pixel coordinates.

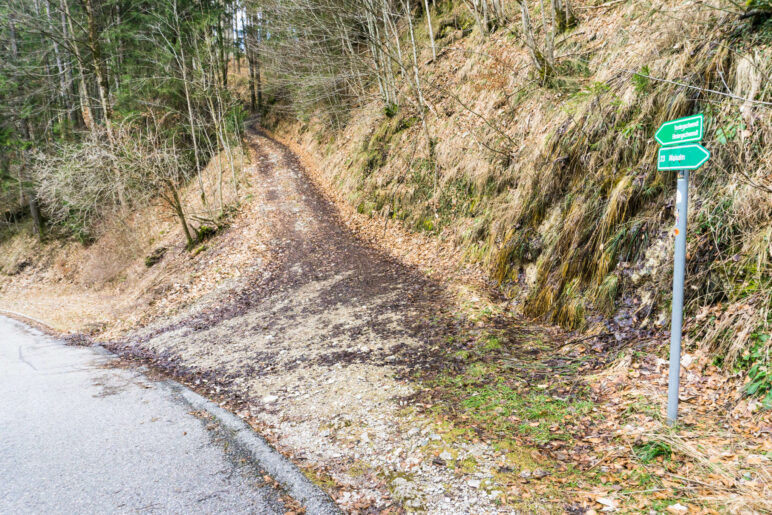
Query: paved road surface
[{"left": 0, "top": 316, "right": 288, "bottom": 514}]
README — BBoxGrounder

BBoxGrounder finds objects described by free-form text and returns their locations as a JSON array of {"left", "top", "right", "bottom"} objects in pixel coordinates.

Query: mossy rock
[
  {"left": 144, "top": 247, "right": 167, "bottom": 268},
  {"left": 196, "top": 224, "right": 218, "bottom": 241}
]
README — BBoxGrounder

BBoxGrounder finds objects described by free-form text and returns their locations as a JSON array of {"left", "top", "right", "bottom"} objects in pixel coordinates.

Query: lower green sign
[{"left": 657, "top": 143, "right": 710, "bottom": 171}]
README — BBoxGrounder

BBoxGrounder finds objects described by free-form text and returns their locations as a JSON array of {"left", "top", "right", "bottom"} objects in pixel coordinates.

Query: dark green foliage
[
  {"left": 747, "top": 0, "right": 772, "bottom": 8},
  {"left": 739, "top": 332, "right": 772, "bottom": 407},
  {"left": 195, "top": 224, "right": 218, "bottom": 242},
  {"left": 632, "top": 65, "right": 651, "bottom": 93},
  {"left": 384, "top": 103, "right": 399, "bottom": 118},
  {"left": 194, "top": 213, "right": 231, "bottom": 245}
]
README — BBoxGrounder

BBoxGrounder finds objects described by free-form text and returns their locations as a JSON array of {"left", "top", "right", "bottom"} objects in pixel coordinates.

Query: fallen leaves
[{"left": 419, "top": 308, "right": 772, "bottom": 512}]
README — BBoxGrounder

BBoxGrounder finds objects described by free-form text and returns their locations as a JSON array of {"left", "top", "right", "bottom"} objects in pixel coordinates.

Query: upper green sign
[
  {"left": 655, "top": 114, "right": 704, "bottom": 146},
  {"left": 658, "top": 143, "right": 710, "bottom": 171}
]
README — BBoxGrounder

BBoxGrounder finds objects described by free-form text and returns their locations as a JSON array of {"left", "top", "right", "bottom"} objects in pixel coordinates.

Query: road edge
[
  {"left": 0, "top": 309, "right": 63, "bottom": 337},
  {"left": 173, "top": 383, "right": 341, "bottom": 515},
  {"left": 0, "top": 313, "right": 341, "bottom": 515}
]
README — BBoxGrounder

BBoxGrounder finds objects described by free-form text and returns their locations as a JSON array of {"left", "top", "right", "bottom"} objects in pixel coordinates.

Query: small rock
[
  {"left": 391, "top": 477, "right": 423, "bottom": 508},
  {"left": 666, "top": 504, "right": 688, "bottom": 514},
  {"left": 439, "top": 451, "right": 452, "bottom": 461},
  {"left": 262, "top": 395, "right": 278, "bottom": 403},
  {"left": 532, "top": 469, "right": 548, "bottom": 479},
  {"left": 467, "top": 479, "right": 481, "bottom": 489},
  {"left": 519, "top": 470, "right": 531, "bottom": 479},
  {"left": 429, "top": 433, "right": 442, "bottom": 441},
  {"left": 596, "top": 497, "right": 617, "bottom": 511}
]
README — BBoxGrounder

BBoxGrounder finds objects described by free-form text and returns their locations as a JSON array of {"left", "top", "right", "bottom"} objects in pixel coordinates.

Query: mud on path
[{"left": 110, "top": 127, "right": 506, "bottom": 512}]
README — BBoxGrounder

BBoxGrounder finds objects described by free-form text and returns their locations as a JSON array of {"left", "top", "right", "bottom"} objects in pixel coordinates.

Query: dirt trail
[
  {"left": 126, "top": 126, "right": 453, "bottom": 394},
  {"left": 113, "top": 127, "right": 507, "bottom": 512},
  {"left": 134, "top": 127, "right": 450, "bottom": 368}
]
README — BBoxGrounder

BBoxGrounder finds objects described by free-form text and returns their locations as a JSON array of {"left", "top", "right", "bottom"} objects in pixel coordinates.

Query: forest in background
[
  {"left": 0, "top": 0, "right": 260, "bottom": 247},
  {"left": 2, "top": 0, "right": 772, "bottom": 403}
]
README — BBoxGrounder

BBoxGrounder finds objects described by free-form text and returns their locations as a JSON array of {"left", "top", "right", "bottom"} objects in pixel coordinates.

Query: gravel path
[{"left": 115, "top": 127, "right": 510, "bottom": 513}]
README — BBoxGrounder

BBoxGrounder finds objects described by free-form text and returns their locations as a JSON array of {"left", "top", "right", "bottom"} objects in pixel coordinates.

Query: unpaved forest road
[
  {"left": 116, "top": 127, "right": 498, "bottom": 512},
  {"left": 0, "top": 316, "right": 292, "bottom": 514}
]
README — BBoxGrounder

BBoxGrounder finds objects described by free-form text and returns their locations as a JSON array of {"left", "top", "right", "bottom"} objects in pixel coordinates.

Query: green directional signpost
[
  {"left": 658, "top": 144, "right": 711, "bottom": 171},
  {"left": 655, "top": 113, "right": 704, "bottom": 146},
  {"left": 656, "top": 114, "right": 710, "bottom": 426}
]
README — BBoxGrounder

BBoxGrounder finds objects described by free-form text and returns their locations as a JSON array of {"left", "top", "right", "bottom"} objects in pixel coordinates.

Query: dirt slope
[
  {"left": 109, "top": 128, "right": 517, "bottom": 513},
  {"left": 0, "top": 145, "right": 265, "bottom": 336}
]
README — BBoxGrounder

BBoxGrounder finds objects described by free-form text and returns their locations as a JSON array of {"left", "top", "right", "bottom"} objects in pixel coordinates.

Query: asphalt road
[{"left": 0, "top": 316, "right": 288, "bottom": 514}]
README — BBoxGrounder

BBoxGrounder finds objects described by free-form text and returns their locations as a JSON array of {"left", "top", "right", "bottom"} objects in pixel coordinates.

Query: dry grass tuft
[{"left": 639, "top": 427, "right": 772, "bottom": 513}]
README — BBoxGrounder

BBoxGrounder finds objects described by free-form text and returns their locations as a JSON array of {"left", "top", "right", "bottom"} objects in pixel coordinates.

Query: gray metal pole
[{"left": 667, "top": 170, "right": 689, "bottom": 426}]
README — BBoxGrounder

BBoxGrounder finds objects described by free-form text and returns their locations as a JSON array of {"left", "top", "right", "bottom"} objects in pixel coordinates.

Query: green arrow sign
[
  {"left": 655, "top": 114, "right": 703, "bottom": 146},
  {"left": 658, "top": 144, "right": 710, "bottom": 171}
]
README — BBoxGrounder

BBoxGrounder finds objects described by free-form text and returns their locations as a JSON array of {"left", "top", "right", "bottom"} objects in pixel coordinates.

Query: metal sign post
[
  {"left": 667, "top": 170, "right": 689, "bottom": 426},
  {"left": 655, "top": 114, "right": 709, "bottom": 426}
]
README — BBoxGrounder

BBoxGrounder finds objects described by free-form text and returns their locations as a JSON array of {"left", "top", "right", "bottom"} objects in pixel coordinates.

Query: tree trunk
[
  {"left": 247, "top": 13, "right": 263, "bottom": 111},
  {"left": 255, "top": 19, "right": 262, "bottom": 110},
  {"left": 167, "top": 183, "right": 195, "bottom": 248},
  {"left": 82, "top": 0, "right": 114, "bottom": 142},
  {"left": 404, "top": 0, "right": 435, "bottom": 193},
  {"left": 62, "top": 0, "right": 91, "bottom": 130},
  {"left": 467, "top": 0, "right": 485, "bottom": 38},
  {"left": 29, "top": 196, "right": 43, "bottom": 237},
  {"left": 247, "top": 22, "right": 256, "bottom": 111},
  {"left": 172, "top": 0, "right": 210, "bottom": 214},
  {"left": 405, "top": 0, "right": 426, "bottom": 109},
  {"left": 424, "top": 0, "right": 436, "bottom": 61},
  {"left": 218, "top": 12, "right": 228, "bottom": 88},
  {"left": 552, "top": 0, "right": 577, "bottom": 33},
  {"left": 45, "top": 0, "right": 69, "bottom": 134}
]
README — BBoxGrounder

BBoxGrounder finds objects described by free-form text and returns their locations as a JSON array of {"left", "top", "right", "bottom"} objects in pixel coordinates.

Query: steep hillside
[
  {"left": 0, "top": 147, "right": 267, "bottom": 334},
  {"left": 271, "top": 0, "right": 772, "bottom": 373}
]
